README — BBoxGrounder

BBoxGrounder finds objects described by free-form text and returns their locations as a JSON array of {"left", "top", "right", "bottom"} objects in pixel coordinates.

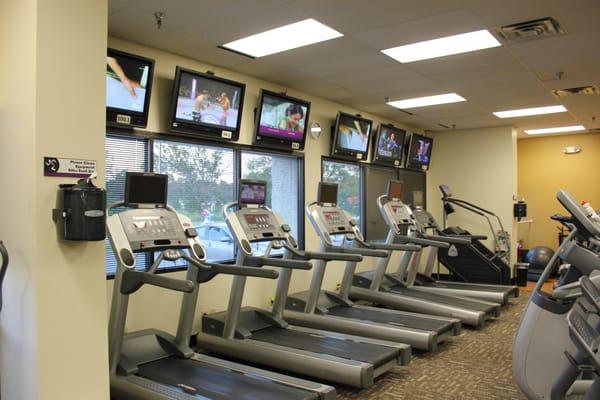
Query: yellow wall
[
  {"left": 517, "top": 132, "right": 600, "bottom": 250},
  {"left": 0, "top": 0, "right": 110, "bottom": 398},
  {"left": 107, "top": 37, "right": 423, "bottom": 336}
]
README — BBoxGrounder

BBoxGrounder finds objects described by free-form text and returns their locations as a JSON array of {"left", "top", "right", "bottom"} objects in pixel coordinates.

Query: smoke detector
[{"left": 496, "top": 17, "right": 564, "bottom": 42}]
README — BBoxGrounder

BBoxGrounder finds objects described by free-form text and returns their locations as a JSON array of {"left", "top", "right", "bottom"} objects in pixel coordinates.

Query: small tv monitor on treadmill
[
  {"left": 239, "top": 180, "right": 267, "bottom": 206},
  {"left": 412, "top": 190, "right": 425, "bottom": 207},
  {"left": 124, "top": 172, "right": 168, "bottom": 207},
  {"left": 318, "top": 182, "right": 338, "bottom": 204},
  {"left": 439, "top": 184, "right": 451, "bottom": 198},
  {"left": 386, "top": 180, "right": 403, "bottom": 200}
]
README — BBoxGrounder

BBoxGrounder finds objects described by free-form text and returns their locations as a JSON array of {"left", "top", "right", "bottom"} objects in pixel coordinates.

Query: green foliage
[
  {"left": 322, "top": 161, "right": 361, "bottom": 221},
  {"left": 153, "top": 141, "right": 233, "bottom": 224}
]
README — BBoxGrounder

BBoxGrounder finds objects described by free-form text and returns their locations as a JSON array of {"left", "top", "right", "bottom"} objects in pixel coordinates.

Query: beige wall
[
  {"left": 107, "top": 37, "right": 423, "bottom": 335},
  {"left": 426, "top": 126, "right": 518, "bottom": 272},
  {"left": 517, "top": 132, "right": 600, "bottom": 250},
  {"left": 0, "top": 0, "right": 110, "bottom": 399}
]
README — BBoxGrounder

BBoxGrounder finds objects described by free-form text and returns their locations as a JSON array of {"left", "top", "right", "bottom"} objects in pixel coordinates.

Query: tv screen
[
  {"left": 125, "top": 172, "right": 168, "bottom": 206},
  {"left": 386, "top": 180, "right": 403, "bottom": 199},
  {"left": 255, "top": 90, "right": 311, "bottom": 150},
  {"left": 106, "top": 48, "right": 155, "bottom": 128},
  {"left": 373, "top": 125, "right": 406, "bottom": 167},
  {"left": 169, "top": 67, "right": 245, "bottom": 142},
  {"left": 331, "top": 112, "right": 373, "bottom": 160},
  {"left": 406, "top": 133, "right": 434, "bottom": 170},
  {"left": 318, "top": 182, "right": 338, "bottom": 204},
  {"left": 239, "top": 180, "right": 267, "bottom": 206}
]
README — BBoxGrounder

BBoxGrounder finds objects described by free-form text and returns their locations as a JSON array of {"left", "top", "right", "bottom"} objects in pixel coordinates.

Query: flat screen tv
[
  {"left": 124, "top": 172, "right": 168, "bottom": 207},
  {"left": 239, "top": 179, "right": 267, "bottom": 206},
  {"left": 106, "top": 48, "right": 155, "bottom": 128},
  {"left": 254, "top": 89, "right": 311, "bottom": 151},
  {"left": 168, "top": 66, "right": 246, "bottom": 142},
  {"left": 406, "top": 133, "right": 434, "bottom": 171},
  {"left": 330, "top": 112, "right": 373, "bottom": 161},
  {"left": 372, "top": 124, "right": 407, "bottom": 167}
]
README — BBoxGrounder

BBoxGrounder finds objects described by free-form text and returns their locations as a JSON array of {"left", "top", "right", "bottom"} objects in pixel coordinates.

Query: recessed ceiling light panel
[
  {"left": 221, "top": 19, "right": 343, "bottom": 58},
  {"left": 387, "top": 93, "right": 466, "bottom": 109},
  {"left": 382, "top": 29, "right": 501, "bottom": 63},
  {"left": 525, "top": 125, "right": 585, "bottom": 135},
  {"left": 493, "top": 105, "right": 567, "bottom": 118}
]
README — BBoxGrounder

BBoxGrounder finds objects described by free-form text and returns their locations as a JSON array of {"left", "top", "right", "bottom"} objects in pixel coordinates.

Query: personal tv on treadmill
[
  {"left": 317, "top": 182, "right": 338, "bottom": 204},
  {"left": 254, "top": 89, "right": 311, "bottom": 151},
  {"left": 168, "top": 66, "right": 246, "bottom": 142},
  {"left": 124, "top": 172, "right": 168, "bottom": 207},
  {"left": 106, "top": 48, "right": 155, "bottom": 128},
  {"left": 372, "top": 125, "right": 406, "bottom": 167},
  {"left": 239, "top": 180, "right": 267, "bottom": 206},
  {"left": 330, "top": 112, "right": 373, "bottom": 161},
  {"left": 406, "top": 133, "right": 434, "bottom": 171},
  {"left": 386, "top": 180, "right": 403, "bottom": 200}
]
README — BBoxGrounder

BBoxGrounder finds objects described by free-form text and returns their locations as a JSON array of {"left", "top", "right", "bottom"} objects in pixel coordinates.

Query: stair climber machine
[
  {"left": 202, "top": 180, "right": 409, "bottom": 388},
  {"left": 402, "top": 185, "right": 518, "bottom": 304},
  {"left": 513, "top": 191, "right": 600, "bottom": 400},
  {"left": 0, "top": 240, "right": 8, "bottom": 311},
  {"left": 108, "top": 172, "right": 336, "bottom": 400},
  {"left": 438, "top": 184, "right": 513, "bottom": 285},
  {"left": 352, "top": 180, "right": 501, "bottom": 329},
  {"left": 285, "top": 181, "right": 461, "bottom": 352}
]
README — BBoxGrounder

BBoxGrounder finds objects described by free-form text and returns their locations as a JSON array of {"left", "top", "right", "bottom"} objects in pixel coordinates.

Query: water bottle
[{"left": 581, "top": 201, "right": 600, "bottom": 224}]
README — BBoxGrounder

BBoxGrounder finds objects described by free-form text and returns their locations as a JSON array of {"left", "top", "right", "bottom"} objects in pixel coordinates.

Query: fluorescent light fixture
[
  {"left": 221, "top": 18, "right": 343, "bottom": 58},
  {"left": 493, "top": 105, "right": 567, "bottom": 118},
  {"left": 387, "top": 93, "right": 466, "bottom": 109},
  {"left": 525, "top": 125, "right": 585, "bottom": 135},
  {"left": 382, "top": 29, "right": 501, "bottom": 63}
]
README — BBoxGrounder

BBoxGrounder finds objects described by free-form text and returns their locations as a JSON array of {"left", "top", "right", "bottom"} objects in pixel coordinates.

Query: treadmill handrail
[
  {"left": 181, "top": 254, "right": 279, "bottom": 279},
  {"left": 427, "top": 233, "right": 476, "bottom": 244},
  {"left": 121, "top": 270, "right": 195, "bottom": 295},
  {"left": 0, "top": 240, "right": 8, "bottom": 312},
  {"left": 245, "top": 255, "right": 312, "bottom": 270},
  {"left": 407, "top": 236, "right": 450, "bottom": 248},
  {"left": 326, "top": 245, "right": 388, "bottom": 258},
  {"left": 284, "top": 244, "right": 363, "bottom": 262},
  {"left": 362, "top": 241, "right": 421, "bottom": 252}
]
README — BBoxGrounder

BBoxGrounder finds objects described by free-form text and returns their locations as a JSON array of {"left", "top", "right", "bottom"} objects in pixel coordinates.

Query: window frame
[
  {"left": 320, "top": 156, "right": 366, "bottom": 233},
  {"left": 106, "top": 128, "right": 305, "bottom": 279}
]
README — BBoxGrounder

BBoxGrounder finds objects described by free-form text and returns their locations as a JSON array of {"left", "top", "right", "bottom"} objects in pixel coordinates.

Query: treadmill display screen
[
  {"left": 323, "top": 211, "right": 345, "bottom": 225},
  {"left": 244, "top": 213, "right": 273, "bottom": 230}
]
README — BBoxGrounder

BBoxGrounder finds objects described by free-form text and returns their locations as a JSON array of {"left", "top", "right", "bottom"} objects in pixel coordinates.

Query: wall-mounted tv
[
  {"left": 168, "top": 67, "right": 246, "bottom": 142},
  {"left": 330, "top": 112, "right": 373, "bottom": 161},
  {"left": 106, "top": 48, "right": 155, "bottom": 128},
  {"left": 254, "top": 89, "right": 311, "bottom": 151},
  {"left": 372, "top": 124, "right": 407, "bottom": 167},
  {"left": 406, "top": 133, "right": 434, "bottom": 171}
]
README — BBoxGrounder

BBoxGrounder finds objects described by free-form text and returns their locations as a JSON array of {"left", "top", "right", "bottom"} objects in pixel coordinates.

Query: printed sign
[{"left": 44, "top": 157, "right": 96, "bottom": 178}]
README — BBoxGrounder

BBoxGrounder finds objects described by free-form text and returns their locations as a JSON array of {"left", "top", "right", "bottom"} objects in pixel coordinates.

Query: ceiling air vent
[
  {"left": 496, "top": 17, "right": 564, "bottom": 42},
  {"left": 553, "top": 85, "right": 600, "bottom": 99}
]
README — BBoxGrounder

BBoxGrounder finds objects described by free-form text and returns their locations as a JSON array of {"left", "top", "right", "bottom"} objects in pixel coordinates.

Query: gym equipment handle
[
  {"left": 364, "top": 242, "right": 421, "bottom": 252},
  {"left": 203, "top": 262, "right": 279, "bottom": 279},
  {"left": 245, "top": 256, "right": 312, "bottom": 270},
  {"left": 326, "top": 245, "right": 388, "bottom": 258},
  {"left": 295, "top": 250, "right": 362, "bottom": 262},
  {"left": 409, "top": 236, "right": 450, "bottom": 248},
  {"left": 433, "top": 234, "right": 479, "bottom": 244},
  {"left": 121, "top": 270, "right": 194, "bottom": 295}
]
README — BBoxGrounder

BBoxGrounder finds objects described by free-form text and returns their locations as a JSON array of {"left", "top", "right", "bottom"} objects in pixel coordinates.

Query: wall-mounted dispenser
[{"left": 52, "top": 175, "right": 106, "bottom": 241}]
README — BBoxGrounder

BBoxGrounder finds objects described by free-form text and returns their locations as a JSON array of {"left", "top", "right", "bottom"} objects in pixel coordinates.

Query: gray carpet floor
[{"left": 338, "top": 293, "right": 529, "bottom": 399}]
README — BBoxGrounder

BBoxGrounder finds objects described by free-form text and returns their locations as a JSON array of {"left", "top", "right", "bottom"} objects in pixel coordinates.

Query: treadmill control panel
[
  {"left": 119, "top": 209, "right": 189, "bottom": 251},
  {"left": 236, "top": 208, "right": 286, "bottom": 242},
  {"left": 316, "top": 207, "right": 354, "bottom": 234},
  {"left": 411, "top": 208, "right": 437, "bottom": 229}
]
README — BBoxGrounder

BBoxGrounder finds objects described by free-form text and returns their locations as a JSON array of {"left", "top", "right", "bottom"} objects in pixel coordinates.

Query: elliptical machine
[{"left": 513, "top": 190, "right": 600, "bottom": 399}]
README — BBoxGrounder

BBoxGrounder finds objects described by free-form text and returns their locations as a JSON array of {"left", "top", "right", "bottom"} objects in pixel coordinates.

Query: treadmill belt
[
  {"left": 137, "top": 357, "right": 317, "bottom": 400},
  {"left": 251, "top": 326, "right": 397, "bottom": 366},
  {"left": 328, "top": 305, "right": 453, "bottom": 334},
  {"left": 390, "top": 286, "right": 495, "bottom": 312}
]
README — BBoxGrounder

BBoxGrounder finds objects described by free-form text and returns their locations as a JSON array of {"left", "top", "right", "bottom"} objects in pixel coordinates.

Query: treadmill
[
  {"left": 201, "top": 180, "right": 408, "bottom": 389},
  {"left": 410, "top": 201, "right": 519, "bottom": 305},
  {"left": 284, "top": 182, "right": 461, "bottom": 352},
  {"left": 108, "top": 172, "right": 335, "bottom": 400},
  {"left": 352, "top": 180, "right": 501, "bottom": 328}
]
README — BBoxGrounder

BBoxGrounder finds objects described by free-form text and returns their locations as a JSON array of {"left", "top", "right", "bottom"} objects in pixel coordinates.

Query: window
[
  {"left": 322, "top": 159, "right": 363, "bottom": 229},
  {"left": 153, "top": 140, "right": 235, "bottom": 264},
  {"left": 105, "top": 135, "right": 150, "bottom": 276},
  {"left": 241, "top": 151, "right": 301, "bottom": 254}
]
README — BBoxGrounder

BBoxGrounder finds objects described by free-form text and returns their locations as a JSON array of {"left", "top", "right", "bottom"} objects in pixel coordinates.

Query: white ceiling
[{"left": 108, "top": 0, "right": 600, "bottom": 137}]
